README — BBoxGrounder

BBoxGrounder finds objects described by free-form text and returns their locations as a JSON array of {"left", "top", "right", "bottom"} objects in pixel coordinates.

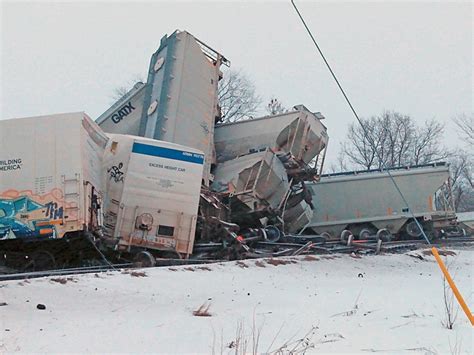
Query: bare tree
[
  {"left": 266, "top": 97, "right": 287, "bottom": 115},
  {"left": 411, "top": 119, "right": 448, "bottom": 165},
  {"left": 341, "top": 111, "right": 449, "bottom": 170},
  {"left": 218, "top": 70, "right": 262, "bottom": 123},
  {"left": 327, "top": 150, "right": 349, "bottom": 173},
  {"left": 447, "top": 150, "right": 474, "bottom": 212},
  {"left": 110, "top": 74, "right": 145, "bottom": 104},
  {"left": 454, "top": 113, "right": 474, "bottom": 145}
]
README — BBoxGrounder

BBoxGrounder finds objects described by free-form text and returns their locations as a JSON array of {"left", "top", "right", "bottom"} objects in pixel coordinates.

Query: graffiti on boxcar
[
  {"left": 0, "top": 189, "right": 74, "bottom": 239},
  {"left": 45, "top": 201, "right": 64, "bottom": 219},
  {"left": 107, "top": 163, "right": 124, "bottom": 183}
]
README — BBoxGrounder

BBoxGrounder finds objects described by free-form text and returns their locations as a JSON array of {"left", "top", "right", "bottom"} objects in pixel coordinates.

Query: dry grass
[
  {"left": 442, "top": 277, "right": 459, "bottom": 330},
  {"left": 331, "top": 290, "right": 362, "bottom": 318},
  {"left": 196, "top": 266, "right": 212, "bottom": 271},
  {"left": 439, "top": 255, "right": 459, "bottom": 330},
  {"left": 212, "top": 317, "right": 318, "bottom": 355},
  {"left": 255, "top": 260, "right": 266, "bottom": 268},
  {"left": 193, "top": 303, "right": 212, "bottom": 317},
  {"left": 303, "top": 255, "right": 318, "bottom": 261}
]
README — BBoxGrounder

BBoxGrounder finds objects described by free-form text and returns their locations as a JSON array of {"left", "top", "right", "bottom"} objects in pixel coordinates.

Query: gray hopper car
[{"left": 306, "top": 163, "right": 460, "bottom": 241}]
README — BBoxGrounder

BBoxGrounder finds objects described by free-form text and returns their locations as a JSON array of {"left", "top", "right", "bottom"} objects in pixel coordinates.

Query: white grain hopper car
[
  {"left": 306, "top": 163, "right": 459, "bottom": 240},
  {"left": 97, "top": 30, "right": 228, "bottom": 187},
  {"left": 212, "top": 105, "right": 329, "bottom": 233},
  {"left": 0, "top": 112, "right": 203, "bottom": 269}
]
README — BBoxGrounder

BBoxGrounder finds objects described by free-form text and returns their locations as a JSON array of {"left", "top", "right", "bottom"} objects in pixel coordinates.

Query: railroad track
[
  {"left": 1, "top": 236, "right": 472, "bottom": 282},
  {"left": 0, "top": 258, "right": 223, "bottom": 282}
]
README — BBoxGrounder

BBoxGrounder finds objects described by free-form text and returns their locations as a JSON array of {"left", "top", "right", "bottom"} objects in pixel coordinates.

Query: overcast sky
[{"left": 1, "top": 0, "right": 472, "bottom": 166}]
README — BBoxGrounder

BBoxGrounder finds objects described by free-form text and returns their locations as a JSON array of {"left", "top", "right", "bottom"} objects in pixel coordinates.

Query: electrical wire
[{"left": 290, "top": 0, "right": 432, "bottom": 244}]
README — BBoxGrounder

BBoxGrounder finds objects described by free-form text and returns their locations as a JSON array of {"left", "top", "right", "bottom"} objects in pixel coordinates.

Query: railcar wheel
[
  {"left": 263, "top": 226, "right": 281, "bottom": 243},
  {"left": 406, "top": 220, "right": 422, "bottom": 238},
  {"left": 134, "top": 251, "right": 156, "bottom": 267},
  {"left": 23, "top": 250, "right": 57, "bottom": 272},
  {"left": 358, "top": 228, "right": 372, "bottom": 240},
  {"left": 320, "top": 232, "right": 331, "bottom": 242},
  {"left": 376, "top": 229, "right": 392, "bottom": 242}
]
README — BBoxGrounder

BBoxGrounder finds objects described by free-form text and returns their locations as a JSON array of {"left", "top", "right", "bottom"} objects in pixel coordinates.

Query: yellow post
[{"left": 431, "top": 246, "right": 474, "bottom": 326}]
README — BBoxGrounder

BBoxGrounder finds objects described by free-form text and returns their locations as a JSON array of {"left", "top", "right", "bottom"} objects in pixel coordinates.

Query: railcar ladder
[{"left": 61, "top": 174, "right": 81, "bottom": 229}]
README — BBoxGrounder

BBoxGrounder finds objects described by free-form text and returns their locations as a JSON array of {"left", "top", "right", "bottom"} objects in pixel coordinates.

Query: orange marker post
[{"left": 431, "top": 246, "right": 474, "bottom": 326}]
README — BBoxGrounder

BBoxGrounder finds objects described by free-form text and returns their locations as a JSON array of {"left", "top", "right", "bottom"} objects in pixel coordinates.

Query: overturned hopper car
[
  {"left": 306, "top": 163, "right": 460, "bottom": 241},
  {"left": 213, "top": 105, "right": 329, "bottom": 233},
  {"left": 97, "top": 30, "right": 228, "bottom": 186}
]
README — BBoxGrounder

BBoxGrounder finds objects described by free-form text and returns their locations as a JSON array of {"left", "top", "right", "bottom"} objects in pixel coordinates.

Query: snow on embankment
[{"left": 1, "top": 248, "right": 473, "bottom": 354}]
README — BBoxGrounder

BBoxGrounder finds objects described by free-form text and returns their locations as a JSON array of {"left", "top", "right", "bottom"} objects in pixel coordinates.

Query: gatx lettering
[{"left": 111, "top": 102, "right": 136, "bottom": 124}]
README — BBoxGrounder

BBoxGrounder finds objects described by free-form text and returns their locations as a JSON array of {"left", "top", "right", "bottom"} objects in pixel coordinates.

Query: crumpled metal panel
[
  {"left": 214, "top": 105, "right": 328, "bottom": 165},
  {"left": 212, "top": 149, "right": 289, "bottom": 212},
  {"left": 283, "top": 200, "right": 313, "bottom": 234}
]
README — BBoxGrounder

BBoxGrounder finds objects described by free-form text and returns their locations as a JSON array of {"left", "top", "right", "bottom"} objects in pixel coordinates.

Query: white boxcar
[
  {"left": 102, "top": 134, "right": 204, "bottom": 256},
  {"left": 0, "top": 112, "right": 107, "bottom": 240}
]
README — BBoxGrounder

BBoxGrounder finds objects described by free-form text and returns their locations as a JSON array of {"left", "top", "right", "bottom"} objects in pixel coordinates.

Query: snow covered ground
[{"left": 1, "top": 247, "right": 473, "bottom": 354}]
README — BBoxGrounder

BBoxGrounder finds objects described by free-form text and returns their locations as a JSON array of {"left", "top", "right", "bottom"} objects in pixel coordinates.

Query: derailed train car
[
  {"left": 101, "top": 134, "right": 204, "bottom": 257},
  {"left": 0, "top": 112, "right": 204, "bottom": 270},
  {"left": 212, "top": 105, "right": 329, "bottom": 233},
  {"left": 94, "top": 30, "right": 334, "bottom": 237},
  {"left": 96, "top": 30, "right": 228, "bottom": 186},
  {"left": 306, "top": 163, "right": 460, "bottom": 240},
  {"left": 0, "top": 113, "right": 107, "bottom": 268}
]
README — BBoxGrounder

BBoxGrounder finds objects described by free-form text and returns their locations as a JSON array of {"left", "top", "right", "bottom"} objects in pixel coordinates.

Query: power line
[{"left": 290, "top": 0, "right": 432, "bottom": 244}]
